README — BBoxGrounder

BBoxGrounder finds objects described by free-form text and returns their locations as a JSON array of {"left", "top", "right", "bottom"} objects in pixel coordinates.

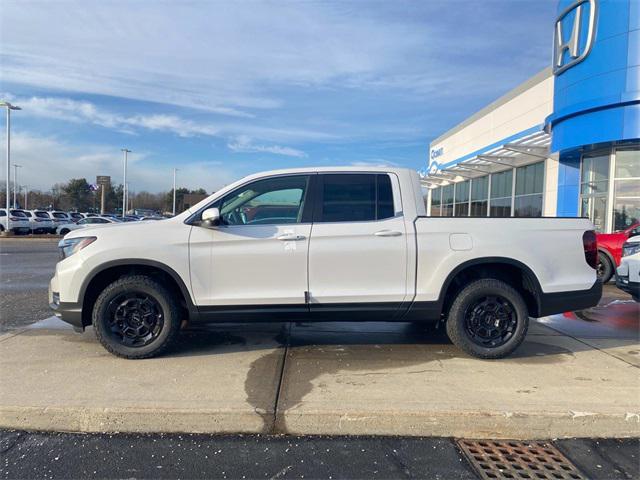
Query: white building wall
[{"left": 429, "top": 68, "right": 553, "bottom": 167}]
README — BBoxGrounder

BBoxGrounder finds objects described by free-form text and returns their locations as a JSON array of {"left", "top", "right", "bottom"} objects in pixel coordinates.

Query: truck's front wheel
[
  {"left": 92, "top": 275, "right": 181, "bottom": 359},
  {"left": 446, "top": 279, "right": 528, "bottom": 359}
]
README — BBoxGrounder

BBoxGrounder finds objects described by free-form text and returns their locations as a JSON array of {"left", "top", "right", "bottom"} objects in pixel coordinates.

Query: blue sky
[{"left": 1, "top": 0, "right": 556, "bottom": 193}]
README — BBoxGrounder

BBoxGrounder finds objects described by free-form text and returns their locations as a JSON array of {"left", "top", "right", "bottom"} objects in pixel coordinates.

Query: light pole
[
  {"left": 22, "top": 185, "right": 27, "bottom": 210},
  {"left": 172, "top": 168, "right": 178, "bottom": 216},
  {"left": 121, "top": 148, "right": 131, "bottom": 217},
  {"left": 1, "top": 101, "right": 21, "bottom": 233},
  {"left": 13, "top": 164, "right": 21, "bottom": 208}
]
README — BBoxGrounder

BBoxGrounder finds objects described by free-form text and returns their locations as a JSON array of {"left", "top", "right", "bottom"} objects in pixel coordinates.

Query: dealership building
[{"left": 423, "top": 0, "right": 639, "bottom": 233}]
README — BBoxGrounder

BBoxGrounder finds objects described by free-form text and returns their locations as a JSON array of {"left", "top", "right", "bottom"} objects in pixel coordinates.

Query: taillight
[
  {"left": 582, "top": 230, "right": 597, "bottom": 269},
  {"left": 10, "top": 217, "right": 21, "bottom": 221}
]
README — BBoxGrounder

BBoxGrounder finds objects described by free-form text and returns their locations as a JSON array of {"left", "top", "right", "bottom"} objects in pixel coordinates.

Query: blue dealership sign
[{"left": 546, "top": 0, "right": 640, "bottom": 153}]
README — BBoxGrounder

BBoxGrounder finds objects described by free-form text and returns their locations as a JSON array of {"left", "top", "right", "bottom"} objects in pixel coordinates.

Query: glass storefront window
[
  {"left": 470, "top": 176, "right": 488, "bottom": 216},
  {"left": 490, "top": 169, "right": 512, "bottom": 217},
  {"left": 430, "top": 187, "right": 441, "bottom": 217},
  {"left": 613, "top": 149, "right": 640, "bottom": 230},
  {"left": 514, "top": 162, "right": 544, "bottom": 217},
  {"left": 454, "top": 180, "right": 469, "bottom": 216},
  {"left": 441, "top": 184, "right": 454, "bottom": 217},
  {"left": 580, "top": 153, "right": 610, "bottom": 232}
]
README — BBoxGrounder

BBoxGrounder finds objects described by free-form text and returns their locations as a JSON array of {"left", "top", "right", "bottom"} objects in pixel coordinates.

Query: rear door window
[{"left": 317, "top": 174, "right": 395, "bottom": 222}]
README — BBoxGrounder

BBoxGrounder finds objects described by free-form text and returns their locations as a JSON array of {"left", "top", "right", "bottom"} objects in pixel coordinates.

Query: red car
[{"left": 596, "top": 222, "right": 640, "bottom": 282}]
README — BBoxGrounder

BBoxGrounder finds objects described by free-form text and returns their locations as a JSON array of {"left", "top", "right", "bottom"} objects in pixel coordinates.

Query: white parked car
[
  {"left": 19, "top": 209, "right": 55, "bottom": 233},
  {"left": 49, "top": 167, "right": 601, "bottom": 359},
  {"left": 48, "top": 211, "right": 71, "bottom": 228},
  {"left": 30, "top": 210, "right": 57, "bottom": 233},
  {"left": 56, "top": 216, "right": 122, "bottom": 236},
  {"left": 0, "top": 208, "right": 31, "bottom": 234},
  {"left": 615, "top": 236, "right": 640, "bottom": 301}
]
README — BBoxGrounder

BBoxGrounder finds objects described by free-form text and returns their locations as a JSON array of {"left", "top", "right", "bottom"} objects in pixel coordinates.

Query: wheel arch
[
  {"left": 437, "top": 257, "right": 544, "bottom": 319},
  {"left": 79, "top": 259, "right": 197, "bottom": 327}
]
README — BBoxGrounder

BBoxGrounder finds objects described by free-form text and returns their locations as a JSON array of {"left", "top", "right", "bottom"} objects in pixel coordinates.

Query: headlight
[
  {"left": 58, "top": 236, "right": 96, "bottom": 259},
  {"left": 622, "top": 242, "right": 640, "bottom": 257}
]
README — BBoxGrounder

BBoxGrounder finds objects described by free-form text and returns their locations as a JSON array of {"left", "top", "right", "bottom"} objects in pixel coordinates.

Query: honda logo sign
[{"left": 553, "top": 0, "right": 597, "bottom": 75}]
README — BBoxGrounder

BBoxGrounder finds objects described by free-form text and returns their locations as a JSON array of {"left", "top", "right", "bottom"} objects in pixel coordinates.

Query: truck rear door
[{"left": 307, "top": 172, "right": 408, "bottom": 317}]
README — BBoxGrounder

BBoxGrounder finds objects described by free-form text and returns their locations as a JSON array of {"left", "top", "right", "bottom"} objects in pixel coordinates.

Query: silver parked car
[{"left": 57, "top": 216, "right": 122, "bottom": 235}]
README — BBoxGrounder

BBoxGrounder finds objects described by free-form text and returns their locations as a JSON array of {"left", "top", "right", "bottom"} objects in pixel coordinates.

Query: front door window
[{"left": 218, "top": 175, "right": 309, "bottom": 225}]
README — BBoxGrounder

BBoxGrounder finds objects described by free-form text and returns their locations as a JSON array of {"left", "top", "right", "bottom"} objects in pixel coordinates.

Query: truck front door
[{"left": 189, "top": 174, "right": 313, "bottom": 315}]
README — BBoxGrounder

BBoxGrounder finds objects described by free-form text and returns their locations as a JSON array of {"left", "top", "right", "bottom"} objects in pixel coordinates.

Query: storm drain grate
[{"left": 456, "top": 439, "right": 585, "bottom": 480}]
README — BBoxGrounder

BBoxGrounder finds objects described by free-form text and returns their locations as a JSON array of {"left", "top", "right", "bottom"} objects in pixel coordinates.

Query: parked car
[
  {"left": 47, "top": 211, "right": 71, "bottom": 228},
  {"left": 596, "top": 222, "right": 640, "bottom": 283},
  {"left": 68, "top": 212, "right": 85, "bottom": 222},
  {"left": 0, "top": 208, "right": 31, "bottom": 234},
  {"left": 50, "top": 167, "right": 601, "bottom": 360},
  {"left": 56, "top": 216, "right": 122, "bottom": 235},
  {"left": 19, "top": 209, "right": 55, "bottom": 233},
  {"left": 615, "top": 236, "right": 640, "bottom": 301},
  {"left": 30, "top": 210, "right": 57, "bottom": 233}
]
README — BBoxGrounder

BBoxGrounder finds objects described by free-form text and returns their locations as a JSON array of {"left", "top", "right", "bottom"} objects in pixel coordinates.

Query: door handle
[
  {"left": 277, "top": 233, "right": 306, "bottom": 241},
  {"left": 374, "top": 230, "right": 402, "bottom": 237}
]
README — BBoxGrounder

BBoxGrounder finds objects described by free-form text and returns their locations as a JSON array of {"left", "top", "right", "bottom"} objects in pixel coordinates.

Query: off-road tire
[
  {"left": 446, "top": 278, "right": 529, "bottom": 359},
  {"left": 93, "top": 275, "right": 181, "bottom": 359},
  {"left": 597, "top": 251, "right": 614, "bottom": 283}
]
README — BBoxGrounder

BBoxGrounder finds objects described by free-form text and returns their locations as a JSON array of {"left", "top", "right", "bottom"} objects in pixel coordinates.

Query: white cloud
[
  {"left": 1, "top": 132, "right": 233, "bottom": 192},
  {"left": 0, "top": 1, "right": 552, "bottom": 112},
  {"left": 3, "top": 94, "right": 329, "bottom": 148},
  {"left": 227, "top": 135, "right": 307, "bottom": 158},
  {"left": 3, "top": 94, "right": 222, "bottom": 137}
]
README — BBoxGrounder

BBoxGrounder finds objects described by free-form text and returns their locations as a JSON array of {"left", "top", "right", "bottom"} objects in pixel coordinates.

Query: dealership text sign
[{"left": 554, "top": 0, "right": 598, "bottom": 75}]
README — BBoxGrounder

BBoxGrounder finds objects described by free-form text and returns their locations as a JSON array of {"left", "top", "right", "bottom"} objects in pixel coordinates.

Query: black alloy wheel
[
  {"left": 106, "top": 292, "right": 164, "bottom": 347},
  {"left": 463, "top": 295, "right": 517, "bottom": 348}
]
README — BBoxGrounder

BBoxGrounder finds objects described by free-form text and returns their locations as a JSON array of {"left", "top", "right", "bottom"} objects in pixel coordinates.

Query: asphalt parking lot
[
  {"left": 1, "top": 236, "right": 638, "bottom": 479},
  {"left": 0, "top": 237, "right": 59, "bottom": 331}
]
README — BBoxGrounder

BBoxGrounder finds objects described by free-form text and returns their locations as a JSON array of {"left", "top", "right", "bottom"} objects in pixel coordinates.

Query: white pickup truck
[{"left": 50, "top": 167, "right": 601, "bottom": 359}]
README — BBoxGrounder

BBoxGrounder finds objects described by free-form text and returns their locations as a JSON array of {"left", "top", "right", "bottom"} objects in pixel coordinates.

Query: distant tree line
[{"left": 0, "top": 179, "right": 210, "bottom": 214}]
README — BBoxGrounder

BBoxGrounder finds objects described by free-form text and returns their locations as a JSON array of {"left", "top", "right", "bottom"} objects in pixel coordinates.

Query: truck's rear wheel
[
  {"left": 446, "top": 279, "right": 528, "bottom": 359},
  {"left": 92, "top": 275, "right": 181, "bottom": 359}
]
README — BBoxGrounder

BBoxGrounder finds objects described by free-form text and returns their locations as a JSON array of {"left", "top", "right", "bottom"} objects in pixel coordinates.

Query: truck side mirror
[{"left": 201, "top": 207, "right": 221, "bottom": 228}]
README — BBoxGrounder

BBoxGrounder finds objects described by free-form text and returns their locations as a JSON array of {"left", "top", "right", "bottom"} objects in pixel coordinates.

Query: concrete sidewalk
[{"left": 0, "top": 316, "right": 638, "bottom": 438}]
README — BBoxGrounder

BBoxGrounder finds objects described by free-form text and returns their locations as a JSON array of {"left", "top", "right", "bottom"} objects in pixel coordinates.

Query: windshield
[
  {"left": 10, "top": 210, "right": 27, "bottom": 217},
  {"left": 34, "top": 212, "right": 49, "bottom": 218},
  {"left": 53, "top": 213, "right": 68, "bottom": 219}
]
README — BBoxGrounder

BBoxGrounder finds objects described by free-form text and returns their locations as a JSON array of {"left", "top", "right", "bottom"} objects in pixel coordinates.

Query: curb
[
  {"left": 1, "top": 406, "right": 638, "bottom": 438},
  {"left": 277, "top": 409, "right": 640, "bottom": 439},
  {"left": 0, "top": 406, "right": 270, "bottom": 435}
]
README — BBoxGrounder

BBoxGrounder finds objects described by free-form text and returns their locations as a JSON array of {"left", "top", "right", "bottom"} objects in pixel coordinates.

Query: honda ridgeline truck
[{"left": 50, "top": 167, "right": 602, "bottom": 359}]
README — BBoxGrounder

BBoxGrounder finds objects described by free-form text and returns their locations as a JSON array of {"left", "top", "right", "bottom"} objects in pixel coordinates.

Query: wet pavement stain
[{"left": 244, "top": 348, "right": 286, "bottom": 433}]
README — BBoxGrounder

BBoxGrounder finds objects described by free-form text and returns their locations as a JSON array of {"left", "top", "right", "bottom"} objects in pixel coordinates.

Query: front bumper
[
  {"left": 615, "top": 274, "right": 640, "bottom": 301},
  {"left": 49, "top": 278, "right": 84, "bottom": 331},
  {"left": 537, "top": 280, "right": 602, "bottom": 317}
]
